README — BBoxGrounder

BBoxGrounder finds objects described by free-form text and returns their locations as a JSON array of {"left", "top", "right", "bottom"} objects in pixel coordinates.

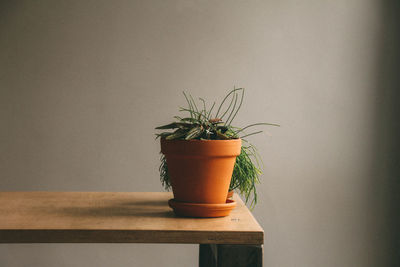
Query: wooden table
[{"left": 0, "top": 192, "right": 263, "bottom": 266}]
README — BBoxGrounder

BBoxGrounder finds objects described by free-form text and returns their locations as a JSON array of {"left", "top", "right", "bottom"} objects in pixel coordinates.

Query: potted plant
[{"left": 156, "top": 88, "right": 278, "bottom": 217}]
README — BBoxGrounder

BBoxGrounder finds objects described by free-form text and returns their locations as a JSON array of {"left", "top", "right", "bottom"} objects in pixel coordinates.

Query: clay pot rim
[{"left": 161, "top": 138, "right": 241, "bottom": 157}]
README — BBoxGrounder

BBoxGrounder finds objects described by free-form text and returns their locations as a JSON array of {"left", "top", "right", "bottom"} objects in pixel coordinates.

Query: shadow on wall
[{"left": 374, "top": 0, "right": 400, "bottom": 265}]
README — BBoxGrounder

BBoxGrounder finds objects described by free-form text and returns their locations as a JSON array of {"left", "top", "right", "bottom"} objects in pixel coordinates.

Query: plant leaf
[
  {"left": 165, "top": 129, "right": 187, "bottom": 140},
  {"left": 155, "top": 132, "right": 173, "bottom": 139},
  {"left": 179, "top": 117, "right": 199, "bottom": 123},
  {"left": 185, "top": 126, "right": 203, "bottom": 140},
  {"left": 156, "top": 122, "right": 194, "bottom": 129},
  {"left": 216, "top": 130, "right": 230, "bottom": 140}
]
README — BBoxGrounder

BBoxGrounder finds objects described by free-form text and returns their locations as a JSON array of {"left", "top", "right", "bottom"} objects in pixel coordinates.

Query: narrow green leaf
[
  {"left": 185, "top": 127, "right": 203, "bottom": 140},
  {"left": 215, "top": 87, "right": 243, "bottom": 118},
  {"left": 165, "top": 129, "right": 187, "bottom": 140},
  {"left": 227, "top": 88, "right": 244, "bottom": 125},
  {"left": 240, "top": 131, "right": 263, "bottom": 139},
  {"left": 155, "top": 122, "right": 180, "bottom": 129},
  {"left": 224, "top": 90, "right": 238, "bottom": 124},
  {"left": 235, "top": 122, "right": 280, "bottom": 134}
]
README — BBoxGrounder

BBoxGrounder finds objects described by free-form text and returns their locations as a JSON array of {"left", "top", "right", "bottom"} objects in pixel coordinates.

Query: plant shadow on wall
[{"left": 155, "top": 88, "right": 279, "bottom": 209}]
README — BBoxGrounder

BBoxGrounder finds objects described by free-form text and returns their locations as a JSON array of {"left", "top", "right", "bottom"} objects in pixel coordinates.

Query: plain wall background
[{"left": 1, "top": 0, "right": 398, "bottom": 266}]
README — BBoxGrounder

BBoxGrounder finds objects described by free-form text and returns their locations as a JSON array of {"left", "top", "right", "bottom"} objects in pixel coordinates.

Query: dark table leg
[{"left": 199, "top": 244, "right": 263, "bottom": 267}]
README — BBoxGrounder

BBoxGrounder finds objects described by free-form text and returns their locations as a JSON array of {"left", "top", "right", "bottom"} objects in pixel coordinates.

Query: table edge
[{"left": 0, "top": 229, "right": 264, "bottom": 244}]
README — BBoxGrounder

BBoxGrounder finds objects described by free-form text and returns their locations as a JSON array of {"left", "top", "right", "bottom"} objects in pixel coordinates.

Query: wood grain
[{"left": 0, "top": 192, "right": 263, "bottom": 244}]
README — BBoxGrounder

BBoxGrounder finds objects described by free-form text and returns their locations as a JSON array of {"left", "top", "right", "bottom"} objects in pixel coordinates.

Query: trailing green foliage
[
  {"left": 159, "top": 154, "right": 170, "bottom": 190},
  {"left": 156, "top": 88, "right": 279, "bottom": 208},
  {"left": 230, "top": 143, "right": 262, "bottom": 209}
]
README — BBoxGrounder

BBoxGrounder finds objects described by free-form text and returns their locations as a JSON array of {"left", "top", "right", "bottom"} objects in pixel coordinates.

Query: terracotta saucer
[{"left": 168, "top": 199, "right": 236, "bottom": 218}]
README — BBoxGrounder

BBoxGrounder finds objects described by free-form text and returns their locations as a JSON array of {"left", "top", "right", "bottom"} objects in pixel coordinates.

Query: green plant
[{"left": 156, "top": 88, "right": 279, "bottom": 208}]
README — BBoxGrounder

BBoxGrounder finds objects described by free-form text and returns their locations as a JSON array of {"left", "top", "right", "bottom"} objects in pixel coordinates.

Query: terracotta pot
[
  {"left": 161, "top": 138, "right": 241, "bottom": 204},
  {"left": 168, "top": 199, "right": 236, "bottom": 218},
  {"left": 227, "top": 190, "right": 234, "bottom": 199}
]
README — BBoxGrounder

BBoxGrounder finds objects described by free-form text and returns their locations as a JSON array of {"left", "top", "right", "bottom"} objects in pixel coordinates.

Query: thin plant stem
[
  {"left": 227, "top": 88, "right": 244, "bottom": 125},
  {"left": 240, "top": 131, "right": 263, "bottom": 139},
  {"left": 235, "top": 122, "right": 280, "bottom": 134},
  {"left": 224, "top": 90, "right": 239, "bottom": 125},
  {"left": 215, "top": 88, "right": 242, "bottom": 118}
]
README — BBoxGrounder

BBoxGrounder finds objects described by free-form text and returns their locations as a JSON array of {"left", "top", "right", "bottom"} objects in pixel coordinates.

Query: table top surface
[{"left": 0, "top": 192, "right": 263, "bottom": 244}]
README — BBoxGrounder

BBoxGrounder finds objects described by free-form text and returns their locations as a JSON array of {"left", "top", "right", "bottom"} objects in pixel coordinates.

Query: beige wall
[{"left": 0, "top": 0, "right": 394, "bottom": 266}]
